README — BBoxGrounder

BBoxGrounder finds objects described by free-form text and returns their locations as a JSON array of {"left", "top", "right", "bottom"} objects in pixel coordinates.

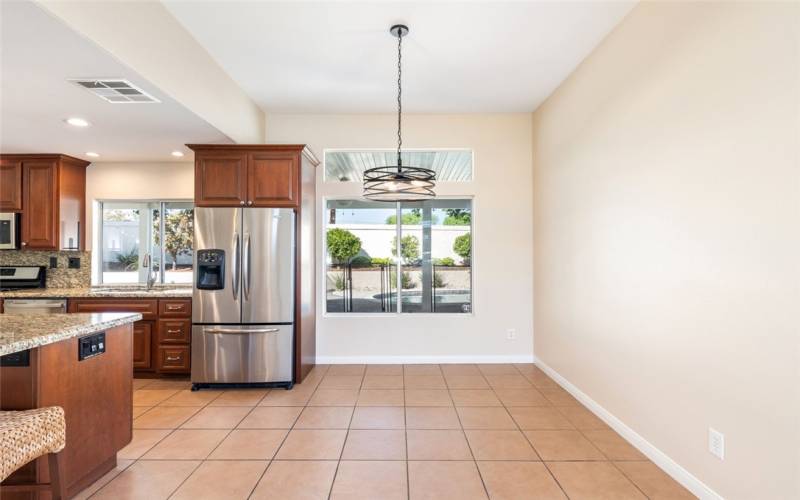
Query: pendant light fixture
[{"left": 363, "top": 24, "right": 436, "bottom": 202}]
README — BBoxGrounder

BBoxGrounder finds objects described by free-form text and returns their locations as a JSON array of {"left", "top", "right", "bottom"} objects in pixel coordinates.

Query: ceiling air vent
[{"left": 68, "top": 79, "right": 160, "bottom": 103}]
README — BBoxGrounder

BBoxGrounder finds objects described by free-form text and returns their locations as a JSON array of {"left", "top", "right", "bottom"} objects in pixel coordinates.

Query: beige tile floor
[{"left": 75, "top": 364, "right": 696, "bottom": 499}]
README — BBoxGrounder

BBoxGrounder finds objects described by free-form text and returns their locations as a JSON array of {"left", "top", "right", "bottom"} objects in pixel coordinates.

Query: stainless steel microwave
[{"left": 0, "top": 213, "right": 19, "bottom": 249}]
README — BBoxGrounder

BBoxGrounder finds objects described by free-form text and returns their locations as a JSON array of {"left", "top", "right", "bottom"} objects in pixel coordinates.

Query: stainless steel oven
[{"left": 0, "top": 213, "right": 19, "bottom": 250}]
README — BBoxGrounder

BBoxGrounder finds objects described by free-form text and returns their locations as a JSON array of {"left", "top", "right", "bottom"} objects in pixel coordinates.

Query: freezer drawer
[{"left": 191, "top": 324, "right": 293, "bottom": 383}]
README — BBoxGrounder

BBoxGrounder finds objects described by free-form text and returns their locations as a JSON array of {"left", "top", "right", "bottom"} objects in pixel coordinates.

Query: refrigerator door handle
[
  {"left": 205, "top": 327, "right": 280, "bottom": 334},
  {"left": 232, "top": 232, "right": 240, "bottom": 301},
  {"left": 243, "top": 232, "right": 251, "bottom": 301}
]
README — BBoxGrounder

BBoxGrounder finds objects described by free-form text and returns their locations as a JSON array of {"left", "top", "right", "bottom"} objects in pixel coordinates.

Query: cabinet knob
[
  {"left": 240, "top": 201, "right": 245, "bottom": 205},
  {"left": 21, "top": 242, "right": 27, "bottom": 246},
  {"left": 247, "top": 200, "right": 253, "bottom": 206}
]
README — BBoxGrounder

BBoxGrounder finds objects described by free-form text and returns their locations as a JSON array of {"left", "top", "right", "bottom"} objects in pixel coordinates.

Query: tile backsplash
[{"left": 0, "top": 250, "right": 91, "bottom": 288}]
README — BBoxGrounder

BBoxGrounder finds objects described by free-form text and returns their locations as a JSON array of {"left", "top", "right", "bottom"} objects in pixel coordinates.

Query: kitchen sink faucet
[{"left": 142, "top": 253, "right": 157, "bottom": 290}]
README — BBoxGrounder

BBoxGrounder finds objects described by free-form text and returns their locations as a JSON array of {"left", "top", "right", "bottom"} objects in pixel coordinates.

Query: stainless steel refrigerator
[{"left": 191, "top": 207, "right": 295, "bottom": 388}]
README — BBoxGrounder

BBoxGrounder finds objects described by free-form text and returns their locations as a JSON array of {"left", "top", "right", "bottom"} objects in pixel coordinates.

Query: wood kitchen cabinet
[
  {"left": 193, "top": 151, "right": 248, "bottom": 206},
  {"left": 190, "top": 145, "right": 303, "bottom": 208},
  {"left": 0, "top": 158, "right": 22, "bottom": 211},
  {"left": 132, "top": 321, "right": 153, "bottom": 369},
  {"left": 248, "top": 150, "right": 298, "bottom": 206},
  {"left": 0, "top": 153, "right": 89, "bottom": 250},
  {"left": 67, "top": 298, "right": 191, "bottom": 376}
]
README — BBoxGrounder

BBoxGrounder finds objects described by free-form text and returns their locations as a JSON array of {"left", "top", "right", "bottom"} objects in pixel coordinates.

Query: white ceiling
[
  {"left": 164, "top": 1, "right": 636, "bottom": 113},
  {"left": 0, "top": 1, "right": 231, "bottom": 162}
]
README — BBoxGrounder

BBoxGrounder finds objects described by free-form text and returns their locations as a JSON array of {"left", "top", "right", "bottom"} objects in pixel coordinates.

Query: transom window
[{"left": 325, "top": 149, "right": 473, "bottom": 182}]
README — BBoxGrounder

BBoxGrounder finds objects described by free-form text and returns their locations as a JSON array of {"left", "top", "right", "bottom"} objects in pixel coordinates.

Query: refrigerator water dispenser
[{"left": 196, "top": 249, "right": 225, "bottom": 290}]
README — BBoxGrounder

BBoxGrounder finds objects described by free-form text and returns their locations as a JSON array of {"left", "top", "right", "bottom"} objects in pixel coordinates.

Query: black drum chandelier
[{"left": 363, "top": 24, "right": 436, "bottom": 202}]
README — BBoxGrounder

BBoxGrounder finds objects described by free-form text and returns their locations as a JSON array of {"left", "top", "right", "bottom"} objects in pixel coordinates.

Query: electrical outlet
[
  {"left": 68, "top": 257, "right": 81, "bottom": 269},
  {"left": 708, "top": 428, "right": 724, "bottom": 460},
  {"left": 506, "top": 329, "right": 516, "bottom": 340},
  {"left": 49, "top": 256, "right": 58, "bottom": 269}
]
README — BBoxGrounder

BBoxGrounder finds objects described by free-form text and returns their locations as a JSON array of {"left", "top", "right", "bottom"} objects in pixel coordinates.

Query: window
[
  {"left": 98, "top": 201, "right": 194, "bottom": 284},
  {"left": 325, "top": 150, "right": 473, "bottom": 182},
  {"left": 325, "top": 198, "right": 472, "bottom": 314}
]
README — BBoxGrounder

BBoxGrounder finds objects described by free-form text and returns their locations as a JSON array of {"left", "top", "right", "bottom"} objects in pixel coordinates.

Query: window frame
[
  {"left": 96, "top": 199, "right": 194, "bottom": 285},
  {"left": 321, "top": 194, "right": 475, "bottom": 317},
  {"left": 323, "top": 148, "right": 476, "bottom": 183}
]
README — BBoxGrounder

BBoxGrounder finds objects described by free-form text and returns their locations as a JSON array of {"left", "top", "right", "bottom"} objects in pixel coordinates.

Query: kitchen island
[{"left": 0, "top": 312, "right": 141, "bottom": 499}]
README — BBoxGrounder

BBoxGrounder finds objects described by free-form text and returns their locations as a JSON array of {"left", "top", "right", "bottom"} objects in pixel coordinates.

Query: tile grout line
[
  {"left": 403, "top": 363, "right": 410, "bottom": 500},
  {"left": 248, "top": 365, "right": 329, "bottom": 499},
  {"left": 326, "top": 366, "right": 363, "bottom": 500},
  {"left": 448, "top": 378, "right": 492, "bottom": 499}
]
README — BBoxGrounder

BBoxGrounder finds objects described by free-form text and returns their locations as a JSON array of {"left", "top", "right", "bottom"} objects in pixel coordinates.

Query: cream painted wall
[
  {"left": 532, "top": 2, "right": 799, "bottom": 499},
  {"left": 85, "top": 162, "right": 194, "bottom": 282},
  {"left": 267, "top": 113, "right": 534, "bottom": 362}
]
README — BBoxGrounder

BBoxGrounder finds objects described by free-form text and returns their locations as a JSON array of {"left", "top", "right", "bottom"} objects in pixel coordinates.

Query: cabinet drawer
[
  {"left": 159, "top": 299, "right": 191, "bottom": 318},
  {"left": 68, "top": 299, "right": 158, "bottom": 320},
  {"left": 157, "top": 346, "right": 190, "bottom": 373},
  {"left": 158, "top": 319, "right": 191, "bottom": 344}
]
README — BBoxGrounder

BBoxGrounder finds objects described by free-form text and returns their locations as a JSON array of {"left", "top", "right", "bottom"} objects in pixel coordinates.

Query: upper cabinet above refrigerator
[{"left": 190, "top": 145, "right": 305, "bottom": 208}]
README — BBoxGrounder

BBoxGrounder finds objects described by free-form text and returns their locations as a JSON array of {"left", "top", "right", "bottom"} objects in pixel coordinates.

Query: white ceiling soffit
[
  {"left": 325, "top": 150, "right": 473, "bottom": 182},
  {"left": 164, "top": 1, "right": 636, "bottom": 113},
  {"left": 0, "top": 1, "right": 231, "bottom": 162}
]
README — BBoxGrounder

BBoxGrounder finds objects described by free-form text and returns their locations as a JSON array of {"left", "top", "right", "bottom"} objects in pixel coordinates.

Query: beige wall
[
  {"left": 85, "top": 161, "right": 194, "bottom": 282},
  {"left": 267, "top": 113, "right": 534, "bottom": 362},
  {"left": 532, "top": 2, "right": 799, "bottom": 499}
]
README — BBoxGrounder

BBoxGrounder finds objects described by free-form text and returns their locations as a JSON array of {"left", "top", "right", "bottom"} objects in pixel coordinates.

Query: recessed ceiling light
[
  {"left": 85, "top": 152, "right": 100, "bottom": 158},
  {"left": 171, "top": 151, "right": 185, "bottom": 157},
  {"left": 65, "top": 117, "right": 90, "bottom": 127}
]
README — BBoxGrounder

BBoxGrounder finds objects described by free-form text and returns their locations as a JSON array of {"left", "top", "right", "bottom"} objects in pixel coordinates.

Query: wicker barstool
[{"left": 0, "top": 406, "right": 67, "bottom": 500}]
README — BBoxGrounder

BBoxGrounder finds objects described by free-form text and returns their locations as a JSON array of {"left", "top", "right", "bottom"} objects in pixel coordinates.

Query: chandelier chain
[{"left": 397, "top": 30, "right": 403, "bottom": 171}]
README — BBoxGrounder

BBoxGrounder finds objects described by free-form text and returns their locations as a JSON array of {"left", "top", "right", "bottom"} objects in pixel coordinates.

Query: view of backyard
[
  {"left": 100, "top": 202, "right": 194, "bottom": 284},
  {"left": 325, "top": 200, "right": 472, "bottom": 313}
]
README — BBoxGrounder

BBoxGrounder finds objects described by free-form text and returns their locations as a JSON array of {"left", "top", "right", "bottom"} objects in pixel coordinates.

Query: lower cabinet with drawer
[{"left": 68, "top": 297, "right": 192, "bottom": 377}]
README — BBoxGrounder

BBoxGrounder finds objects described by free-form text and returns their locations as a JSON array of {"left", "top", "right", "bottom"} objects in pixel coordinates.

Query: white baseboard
[
  {"left": 534, "top": 357, "right": 723, "bottom": 500},
  {"left": 316, "top": 354, "right": 535, "bottom": 364}
]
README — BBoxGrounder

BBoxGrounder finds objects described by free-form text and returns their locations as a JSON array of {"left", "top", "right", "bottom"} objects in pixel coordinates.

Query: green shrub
[
  {"left": 389, "top": 269, "right": 416, "bottom": 289},
  {"left": 401, "top": 271, "right": 416, "bottom": 289},
  {"left": 385, "top": 209, "right": 438, "bottom": 225},
  {"left": 434, "top": 257, "right": 455, "bottom": 267},
  {"left": 333, "top": 272, "right": 346, "bottom": 291},
  {"left": 443, "top": 209, "right": 471, "bottom": 226},
  {"left": 453, "top": 233, "right": 471, "bottom": 264},
  {"left": 433, "top": 271, "right": 446, "bottom": 288},
  {"left": 349, "top": 255, "right": 372, "bottom": 268},
  {"left": 371, "top": 257, "right": 392, "bottom": 267},
  {"left": 392, "top": 235, "right": 420, "bottom": 264},
  {"left": 327, "top": 228, "right": 362, "bottom": 264}
]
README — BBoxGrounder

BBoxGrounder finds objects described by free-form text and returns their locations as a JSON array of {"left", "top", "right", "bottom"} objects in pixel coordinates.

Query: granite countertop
[
  {"left": 0, "top": 286, "right": 193, "bottom": 299},
  {"left": 0, "top": 312, "right": 142, "bottom": 356}
]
